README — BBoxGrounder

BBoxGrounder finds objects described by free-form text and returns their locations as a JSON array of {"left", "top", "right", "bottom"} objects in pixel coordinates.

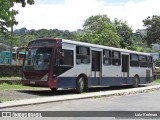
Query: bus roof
[
  {"left": 31, "top": 38, "right": 61, "bottom": 41},
  {"left": 62, "top": 39, "right": 151, "bottom": 56},
  {"left": 28, "top": 38, "right": 151, "bottom": 56}
]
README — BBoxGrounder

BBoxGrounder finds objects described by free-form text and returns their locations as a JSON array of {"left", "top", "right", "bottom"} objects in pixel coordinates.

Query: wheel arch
[
  {"left": 134, "top": 74, "right": 140, "bottom": 81},
  {"left": 76, "top": 73, "right": 88, "bottom": 85}
]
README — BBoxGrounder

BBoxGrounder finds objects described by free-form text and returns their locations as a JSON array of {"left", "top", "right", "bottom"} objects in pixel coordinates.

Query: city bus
[{"left": 22, "top": 38, "right": 153, "bottom": 93}]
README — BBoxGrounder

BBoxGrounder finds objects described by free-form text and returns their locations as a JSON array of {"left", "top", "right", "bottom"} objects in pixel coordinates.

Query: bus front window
[{"left": 24, "top": 48, "right": 52, "bottom": 71}]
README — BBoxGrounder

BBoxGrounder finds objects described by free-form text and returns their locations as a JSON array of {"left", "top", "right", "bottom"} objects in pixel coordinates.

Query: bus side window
[
  {"left": 76, "top": 46, "right": 90, "bottom": 64},
  {"left": 103, "top": 50, "right": 111, "bottom": 65},
  {"left": 130, "top": 54, "right": 139, "bottom": 67},
  {"left": 112, "top": 51, "right": 121, "bottom": 66},
  {"left": 59, "top": 49, "right": 73, "bottom": 66},
  {"left": 139, "top": 55, "right": 147, "bottom": 67}
]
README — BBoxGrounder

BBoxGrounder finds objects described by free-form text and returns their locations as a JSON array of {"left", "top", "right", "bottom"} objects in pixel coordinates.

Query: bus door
[
  {"left": 91, "top": 51, "right": 102, "bottom": 85},
  {"left": 122, "top": 54, "right": 129, "bottom": 84}
]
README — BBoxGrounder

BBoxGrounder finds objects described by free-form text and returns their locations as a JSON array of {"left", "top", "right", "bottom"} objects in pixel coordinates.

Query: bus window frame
[
  {"left": 130, "top": 54, "right": 139, "bottom": 67},
  {"left": 76, "top": 46, "right": 90, "bottom": 64},
  {"left": 58, "top": 49, "right": 74, "bottom": 67},
  {"left": 139, "top": 55, "right": 147, "bottom": 67},
  {"left": 112, "top": 51, "right": 121, "bottom": 66},
  {"left": 53, "top": 48, "right": 74, "bottom": 76},
  {"left": 103, "top": 49, "right": 112, "bottom": 65}
]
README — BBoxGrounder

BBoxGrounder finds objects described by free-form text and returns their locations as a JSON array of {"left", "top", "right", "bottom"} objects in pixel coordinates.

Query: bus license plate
[{"left": 30, "top": 81, "right": 35, "bottom": 84}]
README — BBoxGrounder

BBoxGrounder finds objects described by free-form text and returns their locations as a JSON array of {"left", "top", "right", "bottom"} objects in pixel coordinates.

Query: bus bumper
[
  {"left": 21, "top": 76, "right": 58, "bottom": 88},
  {"left": 21, "top": 80, "right": 49, "bottom": 87}
]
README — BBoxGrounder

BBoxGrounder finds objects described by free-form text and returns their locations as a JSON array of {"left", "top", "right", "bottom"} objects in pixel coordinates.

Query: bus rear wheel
[
  {"left": 132, "top": 76, "right": 139, "bottom": 88},
  {"left": 76, "top": 77, "right": 85, "bottom": 93}
]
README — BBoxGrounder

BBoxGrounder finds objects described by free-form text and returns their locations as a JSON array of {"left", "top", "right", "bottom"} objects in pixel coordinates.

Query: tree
[
  {"left": 114, "top": 18, "right": 133, "bottom": 48},
  {"left": 0, "top": 0, "right": 34, "bottom": 34},
  {"left": 0, "top": 28, "right": 73, "bottom": 47},
  {"left": 80, "top": 15, "right": 121, "bottom": 48},
  {"left": 143, "top": 15, "right": 160, "bottom": 46},
  {"left": 83, "top": 15, "right": 111, "bottom": 34},
  {"left": 72, "top": 15, "right": 134, "bottom": 48},
  {"left": 0, "top": 0, "right": 34, "bottom": 65}
]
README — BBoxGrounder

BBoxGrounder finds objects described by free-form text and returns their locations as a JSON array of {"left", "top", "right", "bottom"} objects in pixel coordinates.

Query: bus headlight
[{"left": 41, "top": 73, "right": 48, "bottom": 81}]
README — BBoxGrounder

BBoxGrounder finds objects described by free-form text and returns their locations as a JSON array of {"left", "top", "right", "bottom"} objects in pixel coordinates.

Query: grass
[
  {"left": 0, "top": 76, "right": 21, "bottom": 80},
  {"left": 153, "top": 79, "right": 160, "bottom": 84},
  {"left": 0, "top": 98, "right": 14, "bottom": 103},
  {"left": 0, "top": 83, "right": 47, "bottom": 91},
  {"left": 0, "top": 83, "right": 48, "bottom": 103}
]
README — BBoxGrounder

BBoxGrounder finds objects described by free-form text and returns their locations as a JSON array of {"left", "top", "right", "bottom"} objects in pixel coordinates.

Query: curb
[{"left": 0, "top": 85, "right": 160, "bottom": 109}]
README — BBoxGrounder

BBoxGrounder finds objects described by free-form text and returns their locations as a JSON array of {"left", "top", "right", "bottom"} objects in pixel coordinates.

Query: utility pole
[{"left": 10, "top": 17, "right": 13, "bottom": 65}]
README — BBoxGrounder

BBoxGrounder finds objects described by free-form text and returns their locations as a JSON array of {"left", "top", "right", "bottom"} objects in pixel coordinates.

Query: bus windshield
[{"left": 24, "top": 48, "right": 52, "bottom": 71}]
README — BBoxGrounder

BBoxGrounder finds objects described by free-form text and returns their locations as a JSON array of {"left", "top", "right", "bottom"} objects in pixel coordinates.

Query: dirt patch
[
  {"left": 0, "top": 89, "right": 50, "bottom": 102},
  {"left": 0, "top": 83, "right": 159, "bottom": 103},
  {"left": 0, "top": 88, "right": 78, "bottom": 103}
]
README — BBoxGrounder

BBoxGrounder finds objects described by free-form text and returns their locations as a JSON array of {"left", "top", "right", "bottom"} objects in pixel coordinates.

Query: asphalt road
[{"left": 1, "top": 89, "right": 160, "bottom": 120}]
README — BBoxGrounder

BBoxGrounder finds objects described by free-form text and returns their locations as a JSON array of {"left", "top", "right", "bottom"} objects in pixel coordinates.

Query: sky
[{"left": 13, "top": 0, "right": 160, "bottom": 32}]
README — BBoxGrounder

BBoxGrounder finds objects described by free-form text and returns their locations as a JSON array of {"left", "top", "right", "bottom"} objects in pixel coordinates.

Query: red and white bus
[{"left": 22, "top": 38, "right": 153, "bottom": 93}]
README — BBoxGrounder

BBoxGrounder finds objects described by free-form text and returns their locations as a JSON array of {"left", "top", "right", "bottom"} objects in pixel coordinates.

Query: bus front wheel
[
  {"left": 132, "top": 76, "right": 139, "bottom": 88},
  {"left": 50, "top": 88, "right": 58, "bottom": 92},
  {"left": 76, "top": 77, "right": 85, "bottom": 93}
]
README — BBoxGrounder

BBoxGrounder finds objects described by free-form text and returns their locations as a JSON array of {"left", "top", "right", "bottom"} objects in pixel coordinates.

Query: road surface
[{"left": 1, "top": 89, "right": 160, "bottom": 120}]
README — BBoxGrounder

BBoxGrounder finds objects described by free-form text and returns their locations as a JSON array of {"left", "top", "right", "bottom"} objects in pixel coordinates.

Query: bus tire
[
  {"left": 132, "top": 76, "right": 139, "bottom": 88},
  {"left": 76, "top": 77, "right": 85, "bottom": 93},
  {"left": 50, "top": 88, "right": 58, "bottom": 92},
  {"left": 84, "top": 82, "right": 89, "bottom": 92},
  {"left": 83, "top": 76, "right": 89, "bottom": 92}
]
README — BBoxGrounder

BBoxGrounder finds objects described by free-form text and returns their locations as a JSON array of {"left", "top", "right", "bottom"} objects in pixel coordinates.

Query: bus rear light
[{"left": 41, "top": 73, "right": 48, "bottom": 81}]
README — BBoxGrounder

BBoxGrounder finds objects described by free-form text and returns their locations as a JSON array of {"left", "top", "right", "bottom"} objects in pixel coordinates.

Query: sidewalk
[{"left": 0, "top": 85, "right": 160, "bottom": 109}]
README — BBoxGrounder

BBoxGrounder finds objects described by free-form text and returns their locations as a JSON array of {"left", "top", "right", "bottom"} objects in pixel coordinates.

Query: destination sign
[{"left": 28, "top": 40, "right": 56, "bottom": 47}]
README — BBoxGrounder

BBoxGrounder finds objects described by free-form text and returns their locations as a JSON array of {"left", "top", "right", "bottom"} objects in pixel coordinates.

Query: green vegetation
[
  {"left": 0, "top": 76, "right": 21, "bottom": 80},
  {"left": 0, "top": 83, "right": 46, "bottom": 91},
  {"left": 0, "top": 98, "right": 14, "bottom": 103},
  {"left": 0, "top": 28, "right": 72, "bottom": 47},
  {"left": 72, "top": 15, "right": 131, "bottom": 48},
  {"left": 153, "top": 79, "right": 160, "bottom": 84},
  {"left": 0, "top": 0, "right": 34, "bottom": 34},
  {"left": 143, "top": 15, "right": 160, "bottom": 46}
]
